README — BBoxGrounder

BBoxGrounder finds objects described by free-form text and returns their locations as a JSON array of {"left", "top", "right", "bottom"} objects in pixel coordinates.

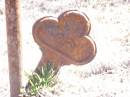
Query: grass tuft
[{"left": 21, "top": 63, "right": 58, "bottom": 96}]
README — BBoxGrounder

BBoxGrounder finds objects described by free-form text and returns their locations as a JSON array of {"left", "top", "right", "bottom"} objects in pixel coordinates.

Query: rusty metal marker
[{"left": 33, "top": 10, "right": 97, "bottom": 72}]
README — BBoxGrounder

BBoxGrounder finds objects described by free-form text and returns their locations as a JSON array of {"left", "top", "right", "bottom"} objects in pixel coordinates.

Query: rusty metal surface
[
  {"left": 33, "top": 10, "right": 96, "bottom": 71},
  {"left": 5, "top": 0, "right": 21, "bottom": 97}
]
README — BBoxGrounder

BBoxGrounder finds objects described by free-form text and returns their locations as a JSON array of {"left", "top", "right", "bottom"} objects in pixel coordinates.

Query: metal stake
[{"left": 5, "top": 0, "right": 22, "bottom": 97}]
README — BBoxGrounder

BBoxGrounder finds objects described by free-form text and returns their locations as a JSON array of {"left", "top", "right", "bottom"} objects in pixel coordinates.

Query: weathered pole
[{"left": 5, "top": 0, "right": 21, "bottom": 97}]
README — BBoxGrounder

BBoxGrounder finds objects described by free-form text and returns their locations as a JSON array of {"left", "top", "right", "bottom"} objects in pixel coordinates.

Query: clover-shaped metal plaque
[{"left": 33, "top": 10, "right": 97, "bottom": 72}]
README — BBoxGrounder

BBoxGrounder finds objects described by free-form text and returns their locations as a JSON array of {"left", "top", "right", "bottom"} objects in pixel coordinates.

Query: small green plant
[{"left": 25, "top": 63, "right": 58, "bottom": 96}]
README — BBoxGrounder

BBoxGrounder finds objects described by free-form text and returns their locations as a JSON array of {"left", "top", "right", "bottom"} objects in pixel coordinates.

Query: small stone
[{"left": 0, "top": 9, "right": 3, "bottom": 15}]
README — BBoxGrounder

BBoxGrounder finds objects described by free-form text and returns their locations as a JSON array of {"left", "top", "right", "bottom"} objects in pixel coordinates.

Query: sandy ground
[{"left": 0, "top": 0, "right": 130, "bottom": 97}]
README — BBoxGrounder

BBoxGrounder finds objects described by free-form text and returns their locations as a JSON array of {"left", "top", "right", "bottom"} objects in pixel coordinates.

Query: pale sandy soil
[{"left": 0, "top": 0, "right": 130, "bottom": 97}]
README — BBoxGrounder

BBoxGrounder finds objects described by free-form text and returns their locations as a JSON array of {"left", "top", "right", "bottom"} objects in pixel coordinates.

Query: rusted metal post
[{"left": 5, "top": 0, "right": 21, "bottom": 97}]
